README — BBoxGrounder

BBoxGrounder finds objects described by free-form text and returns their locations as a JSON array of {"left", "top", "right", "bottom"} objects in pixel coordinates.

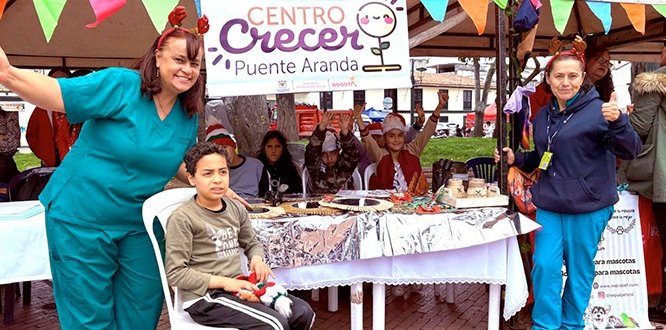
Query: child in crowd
[
  {"left": 304, "top": 112, "right": 359, "bottom": 193},
  {"left": 353, "top": 106, "right": 426, "bottom": 176},
  {"left": 257, "top": 130, "right": 302, "bottom": 196},
  {"left": 354, "top": 91, "right": 448, "bottom": 191},
  {"left": 206, "top": 123, "right": 263, "bottom": 199},
  {"left": 166, "top": 142, "right": 315, "bottom": 329}
]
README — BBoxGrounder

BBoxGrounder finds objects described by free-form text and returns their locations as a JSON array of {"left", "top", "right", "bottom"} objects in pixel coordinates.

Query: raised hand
[
  {"left": 434, "top": 91, "right": 449, "bottom": 116},
  {"left": 339, "top": 114, "right": 352, "bottom": 135},
  {"left": 415, "top": 103, "right": 426, "bottom": 126},
  {"left": 601, "top": 92, "right": 620, "bottom": 122},
  {"left": 495, "top": 147, "right": 515, "bottom": 165},
  {"left": 319, "top": 111, "right": 336, "bottom": 131}
]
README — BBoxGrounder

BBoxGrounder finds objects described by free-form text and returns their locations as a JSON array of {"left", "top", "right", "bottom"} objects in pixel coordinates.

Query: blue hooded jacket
[{"left": 514, "top": 87, "right": 640, "bottom": 214}]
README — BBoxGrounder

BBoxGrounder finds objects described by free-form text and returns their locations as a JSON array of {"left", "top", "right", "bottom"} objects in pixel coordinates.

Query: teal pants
[
  {"left": 531, "top": 206, "right": 613, "bottom": 330},
  {"left": 45, "top": 215, "right": 164, "bottom": 330}
]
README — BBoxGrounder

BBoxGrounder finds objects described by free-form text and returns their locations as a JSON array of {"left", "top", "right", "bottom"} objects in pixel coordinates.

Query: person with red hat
[{"left": 206, "top": 122, "right": 264, "bottom": 199}]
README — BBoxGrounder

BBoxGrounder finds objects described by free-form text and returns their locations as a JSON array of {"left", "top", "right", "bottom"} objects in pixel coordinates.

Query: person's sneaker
[{"left": 649, "top": 303, "right": 666, "bottom": 323}]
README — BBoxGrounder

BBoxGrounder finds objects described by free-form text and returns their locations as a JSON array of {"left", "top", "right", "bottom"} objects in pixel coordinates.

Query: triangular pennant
[
  {"left": 530, "top": 0, "right": 542, "bottom": 11},
  {"left": 458, "top": 0, "right": 488, "bottom": 34},
  {"left": 493, "top": 0, "right": 508, "bottom": 10},
  {"left": 33, "top": 0, "right": 67, "bottom": 42},
  {"left": 421, "top": 0, "right": 448, "bottom": 22},
  {"left": 141, "top": 0, "right": 180, "bottom": 33},
  {"left": 585, "top": 1, "right": 611, "bottom": 35},
  {"left": 194, "top": 0, "right": 201, "bottom": 17},
  {"left": 621, "top": 3, "right": 645, "bottom": 34},
  {"left": 0, "top": 0, "right": 7, "bottom": 20},
  {"left": 654, "top": 4, "right": 666, "bottom": 18},
  {"left": 549, "top": 0, "right": 574, "bottom": 34},
  {"left": 86, "top": 0, "right": 127, "bottom": 28}
]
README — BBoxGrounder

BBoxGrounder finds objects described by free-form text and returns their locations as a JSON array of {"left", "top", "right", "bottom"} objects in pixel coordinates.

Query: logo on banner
[
  {"left": 357, "top": 2, "right": 402, "bottom": 72},
  {"left": 276, "top": 80, "right": 291, "bottom": 93}
]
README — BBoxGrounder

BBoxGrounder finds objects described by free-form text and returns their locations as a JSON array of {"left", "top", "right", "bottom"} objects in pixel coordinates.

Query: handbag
[
  {"left": 626, "top": 110, "right": 659, "bottom": 182},
  {"left": 508, "top": 167, "right": 540, "bottom": 215}
]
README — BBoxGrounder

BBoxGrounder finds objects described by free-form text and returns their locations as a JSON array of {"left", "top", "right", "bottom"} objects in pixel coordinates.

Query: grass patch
[
  {"left": 421, "top": 137, "right": 496, "bottom": 166},
  {"left": 14, "top": 153, "right": 41, "bottom": 171}
]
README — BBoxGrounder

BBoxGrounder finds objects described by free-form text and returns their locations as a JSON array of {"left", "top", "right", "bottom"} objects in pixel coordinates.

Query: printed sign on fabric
[{"left": 201, "top": 0, "right": 411, "bottom": 97}]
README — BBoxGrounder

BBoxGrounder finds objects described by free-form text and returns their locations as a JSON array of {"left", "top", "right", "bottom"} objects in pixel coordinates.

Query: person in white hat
[
  {"left": 304, "top": 111, "right": 360, "bottom": 193},
  {"left": 354, "top": 91, "right": 448, "bottom": 191}
]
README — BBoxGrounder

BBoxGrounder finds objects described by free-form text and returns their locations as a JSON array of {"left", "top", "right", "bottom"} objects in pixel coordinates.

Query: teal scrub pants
[
  {"left": 531, "top": 206, "right": 614, "bottom": 330},
  {"left": 45, "top": 215, "right": 164, "bottom": 330}
]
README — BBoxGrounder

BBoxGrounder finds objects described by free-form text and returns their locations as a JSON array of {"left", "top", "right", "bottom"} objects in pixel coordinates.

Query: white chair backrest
[
  {"left": 352, "top": 168, "right": 362, "bottom": 190},
  {"left": 142, "top": 187, "right": 237, "bottom": 330},
  {"left": 364, "top": 163, "right": 377, "bottom": 190},
  {"left": 301, "top": 164, "right": 310, "bottom": 194}
]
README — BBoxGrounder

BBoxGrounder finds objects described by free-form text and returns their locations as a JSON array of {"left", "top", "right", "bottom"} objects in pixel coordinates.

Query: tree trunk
[
  {"left": 276, "top": 94, "right": 299, "bottom": 141},
  {"left": 223, "top": 95, "right": 269, "bottom": 157},
  {"left": 471, "top": 59, "right": 495, "bottom": 137}
]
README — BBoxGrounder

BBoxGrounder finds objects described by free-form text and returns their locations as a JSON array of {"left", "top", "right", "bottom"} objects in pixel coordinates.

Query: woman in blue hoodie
[{"left": 496, "top": 38, "right": 641, "bottom": 329}]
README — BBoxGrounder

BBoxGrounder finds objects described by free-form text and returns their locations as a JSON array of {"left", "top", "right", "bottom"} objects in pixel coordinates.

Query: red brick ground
[{"left": 2, "top": 281, "right": 664, "bottom": 329}]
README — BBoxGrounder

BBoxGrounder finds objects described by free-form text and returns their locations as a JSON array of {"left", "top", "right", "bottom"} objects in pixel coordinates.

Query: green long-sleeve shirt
[{"left": 165, "top": 197, "right": 264, "bottom": 302}]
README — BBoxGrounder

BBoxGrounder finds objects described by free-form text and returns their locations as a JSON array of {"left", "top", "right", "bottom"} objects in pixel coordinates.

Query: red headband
[
  {"left": 157, "top": 6, "right": 209, "bottom": 49},
  {"left": 545, "top": 36, "right": 587, "bottom": 72}
]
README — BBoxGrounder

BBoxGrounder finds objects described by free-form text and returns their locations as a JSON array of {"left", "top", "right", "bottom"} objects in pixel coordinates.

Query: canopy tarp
[
  {"left": 408, "top": 0, "right": 666, "bottom": 62},
  {"left": 465, "top": 103, "right": 497, "bottom": 128}
]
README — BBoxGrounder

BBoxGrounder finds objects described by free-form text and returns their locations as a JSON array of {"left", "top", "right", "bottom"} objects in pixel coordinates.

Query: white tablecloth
[
  {"left": 0, "top": 201, "right": 50, "bottom": 285},
  {"left": 274, "top": 236, "right": 527, "bottom": 321}
]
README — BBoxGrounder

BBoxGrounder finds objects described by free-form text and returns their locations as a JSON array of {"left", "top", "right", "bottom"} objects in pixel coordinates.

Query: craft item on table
[
  {"left": 235, "top": 273, "right": 293, "bottom": 318},
  {"left": 435, "top": 184, "right": 508, "bottom": 208},
  {"left": 446, "top": 178, "right": 467, "bottom": 198},
  {"left": 279, "top": 200, "right": 341, "bottom": 216},
  {"left": 247, "top": 205, "right": 286, "bottom": 219},
  {"left": 467, "top": 178, "right": 488, "bottom": 198},
  {"left": 389, "top": 192, "right": 413, "bottom": 203},
  {"left": 390, "top": 196, "right": 455, "bottom": 214},
  {"left": 319, "top": 197, "right": 394, "bottom": 212},
  {"left": 264, "top": 178, "right": 289, "bottom": 207},
  {"left": 407, "top": 173, "right": 429, "bottom": 196}
]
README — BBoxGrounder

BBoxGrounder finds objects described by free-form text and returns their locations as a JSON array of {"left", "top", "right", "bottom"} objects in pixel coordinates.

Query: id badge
[{"left": 539, "top": 151, "right": 553, "bottom": 170}]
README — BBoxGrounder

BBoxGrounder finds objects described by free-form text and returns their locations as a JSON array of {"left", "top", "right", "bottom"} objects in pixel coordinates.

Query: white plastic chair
[
  {"left": 142, "top": 187, "right": 239, "bottom": 330},
  {"left": 352, "top": 168, "right": 362, "bottom": 190},
  {"left": 363, "top": 163, "right": 377, "bottom": 190}
]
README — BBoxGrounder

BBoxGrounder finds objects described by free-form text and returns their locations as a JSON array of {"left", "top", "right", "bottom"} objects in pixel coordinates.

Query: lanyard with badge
[{"left": 539, "top": 109, "right": 575, "bottom": 170}]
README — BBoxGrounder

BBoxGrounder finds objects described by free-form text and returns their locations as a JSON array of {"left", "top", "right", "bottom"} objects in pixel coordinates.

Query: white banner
[
  {"left": 562, "top": 193, "right": 652, "bottom": 329},
  {"left": 201, "top": 0, "right": 412, "bottom": 97}
]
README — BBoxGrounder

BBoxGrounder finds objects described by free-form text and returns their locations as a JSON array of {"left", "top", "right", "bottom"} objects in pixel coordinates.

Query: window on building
[
  {"left": 384, "top": 89, "right": 398, "bottom": 111},
  {"left": 319, "top": 91, "right": 333, "bottom": 110},
  {"left": 438, "top": 89, "right": 449, "bottom": 110},
  {"left": 412, "top": 89, "right": 423, "bottom": 107},
  {"left": 353, "top": 90, "right": 365, "bottom": 107},
  {"left": 463, "top": 90, "right": 472, "bottom": 110}
]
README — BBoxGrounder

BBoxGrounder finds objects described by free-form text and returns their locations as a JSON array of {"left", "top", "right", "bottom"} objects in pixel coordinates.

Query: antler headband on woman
[
  {"left": 157, "top": 6, "right": 209, "bottom": 49},
  {"left": 545, "top": 35, "right": 587, "bottom": 72}
]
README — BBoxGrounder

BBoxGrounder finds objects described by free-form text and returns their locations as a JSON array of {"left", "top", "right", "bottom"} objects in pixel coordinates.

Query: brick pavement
[{"left": 2, "top": 281, "right": 664, "bottom": 329}]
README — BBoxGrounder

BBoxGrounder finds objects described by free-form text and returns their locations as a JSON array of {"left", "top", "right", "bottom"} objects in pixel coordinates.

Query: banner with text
[
  {"left": 563, "top": 193, "right": 651, "bottom": 329},
  {"left": 201, "top": 0, "right": 412, "bottom": 97}
]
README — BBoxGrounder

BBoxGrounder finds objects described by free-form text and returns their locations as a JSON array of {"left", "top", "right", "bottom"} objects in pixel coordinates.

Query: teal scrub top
[{"left": 39, "top": 67, "right": 198, "bottom": 230}]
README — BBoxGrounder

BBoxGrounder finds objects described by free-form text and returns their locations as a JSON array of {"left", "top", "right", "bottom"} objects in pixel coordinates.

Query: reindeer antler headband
[
  {"left": 157, "top": 6, "right": 209, "bottom": 49},
  {"left": 545, "top": 35, "right": 587, "bottom": 72}
]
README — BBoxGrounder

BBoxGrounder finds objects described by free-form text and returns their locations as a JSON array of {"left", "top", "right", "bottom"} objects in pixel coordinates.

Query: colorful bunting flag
[
  {"left": 194, "top": 0, "right": 201, "bottom": 17},
  {"left": 493, "top": 0, "right": 508, "bottom": 10},
  {"left": 86, "top": 0, "right": 127, "bottom": 28},
  {"left": 586, "top": 1, "right": 612, "bottom": 34},
  {"left": 550, "top": 0, "right": 575, "bottom": 34},
  {"left": 33, "top": 0, "right": 67, "bottom": 42},
  {"left": 652, "top": 4, "right": 666, "bottom": 18},
  {"left": 458, "top": 0, "right": 488, "bottom": 34},
  {"left": 621, "top": 3, "right": 645, "bottom": 35},
  {"left": 0, "top": 0, "right": 7, "bottom": 20},
  {"left": 420, "top": 0, "right": 448, "bottom": 22},
  {"left": 142, "top": 0, "right": 179, "bottom": 33}
]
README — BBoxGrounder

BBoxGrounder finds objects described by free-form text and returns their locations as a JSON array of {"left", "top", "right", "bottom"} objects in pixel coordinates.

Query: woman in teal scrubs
[{"left": 0, "top": 14, "right": 244, "bottom": 330}]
